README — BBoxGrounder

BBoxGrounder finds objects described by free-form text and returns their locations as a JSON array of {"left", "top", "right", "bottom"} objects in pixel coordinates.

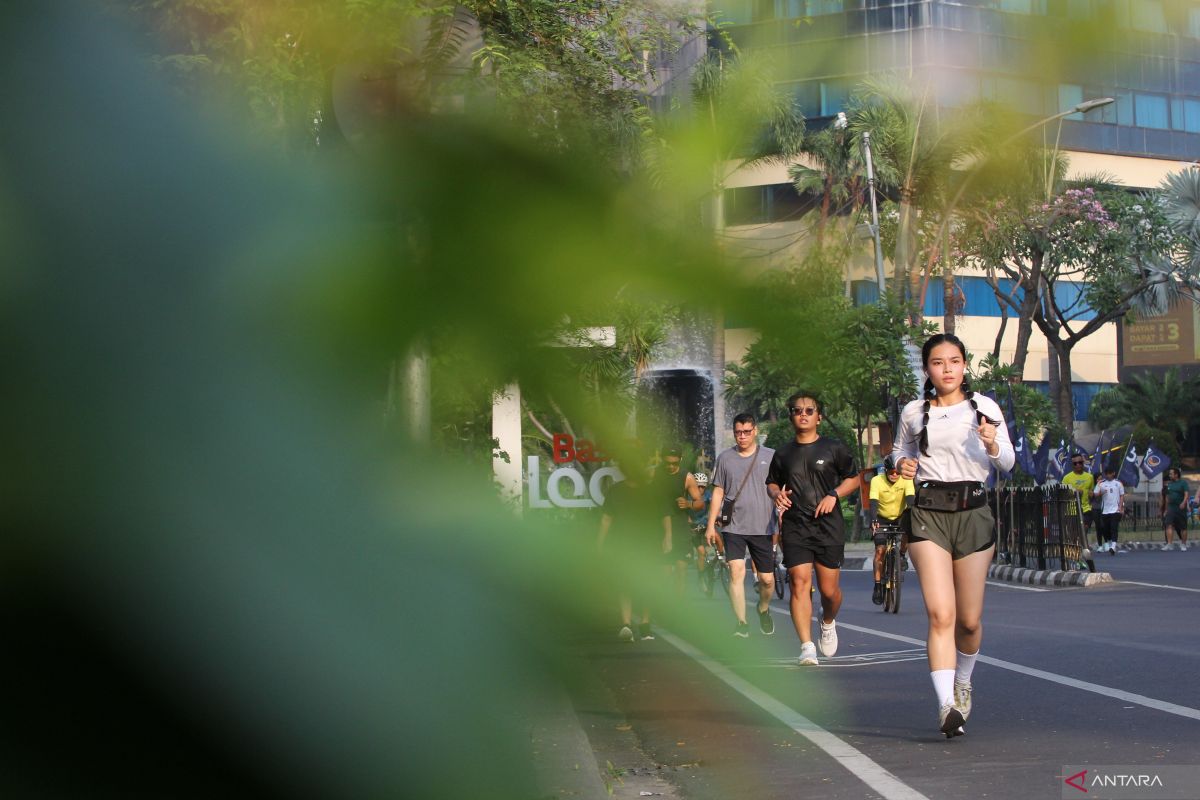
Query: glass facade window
[
  {"left": 1058, "top": 83, "right": 1084, "bottom": 119},
  {"left": 1134, "top": 92, "right": 1169, "bottom": 129},
  {"left": 1171, "top": 98, "right": 1200, "bottom": 133},
  {"left": 774, "top": 0, "right": 804, "bottom": 20},
  {"left": 1131, "top": 1, "right": 1167, "bottom": 33},
  {"left": 1114, "top": 91, "right": 1134, "bottom": 126},
  {"left": 1191, "top": 8, "right": 1200, "bottom": 39},
  {"left": 820, "top": 80, "right": 849, "bottom": 116},
  {"left": 996, "top": 0, "right": 1045, "bottom": 14}
]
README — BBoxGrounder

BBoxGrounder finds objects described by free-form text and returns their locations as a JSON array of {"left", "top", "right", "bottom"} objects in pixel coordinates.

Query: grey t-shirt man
[{"left": 711, "top": 445, "right": 776, "bottom": 537}]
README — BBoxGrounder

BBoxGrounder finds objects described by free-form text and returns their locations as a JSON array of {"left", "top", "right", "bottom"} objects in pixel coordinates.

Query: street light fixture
[{"left": 861, "top": 129, "right": 887, "bottom": 298}]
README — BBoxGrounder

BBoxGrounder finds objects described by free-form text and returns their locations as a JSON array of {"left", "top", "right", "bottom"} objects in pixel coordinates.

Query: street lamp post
[{"left": 862, "top": 130, "right": 887, "bottom": 298}]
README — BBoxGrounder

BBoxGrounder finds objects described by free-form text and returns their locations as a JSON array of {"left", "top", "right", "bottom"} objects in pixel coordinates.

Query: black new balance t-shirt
[{"left": 767, "top": 437, "right": 857, "bottom": 542}]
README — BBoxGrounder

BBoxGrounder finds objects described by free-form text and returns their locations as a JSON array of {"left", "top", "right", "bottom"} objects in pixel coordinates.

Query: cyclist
[
  {"left": 1060, "top": 453, "right": 1096, "bottom": 547},
  {"left": 658, "top": 447, "right": 707, "bottom": 593},
  {"left": 687, "top": 470, "right": 714, "bottom": 578},
  {"left": 869, "top": 455, "right": 914, "bottom": 605}
]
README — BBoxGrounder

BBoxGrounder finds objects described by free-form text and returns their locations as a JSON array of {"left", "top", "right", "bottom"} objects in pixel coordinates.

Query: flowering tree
[{"left": 961, "top": 182, "right": 1188, "bottom": 428}]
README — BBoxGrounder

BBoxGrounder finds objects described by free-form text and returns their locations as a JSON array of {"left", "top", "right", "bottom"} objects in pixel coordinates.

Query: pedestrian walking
[
  {"left": 598, "top": 447, "right": 672, "bottom": 642},
  {"left": 767, "top": 391, "right": 859, "bottom": 666},
  {"left": 1093, "top": 466, "right": 1125, "bottom": 555},
  {"left": 705, "top": 414, "right": 777, "bottom": 637},
  {"left": 895, "top": 334, "right": 1014, "bottom": 738},
  {"left": 1161, "top": 467, "right": 1190, "bottom": 551}
]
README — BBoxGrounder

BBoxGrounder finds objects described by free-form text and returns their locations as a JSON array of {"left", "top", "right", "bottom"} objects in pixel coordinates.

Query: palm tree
[
  {"left": 788, "top": 121, "right": 862, "bottom": 248},
  {"left": 1088, "top": 369, "right": 1200, "bottom": 451},
  {"left": 849, "top": 75, "right": 981, "bottom": 321}
]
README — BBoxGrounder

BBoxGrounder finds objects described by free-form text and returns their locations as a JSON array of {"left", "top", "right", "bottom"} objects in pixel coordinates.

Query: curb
[{"left": 987, "top": 564, "right": 1112, "bottom": 587}]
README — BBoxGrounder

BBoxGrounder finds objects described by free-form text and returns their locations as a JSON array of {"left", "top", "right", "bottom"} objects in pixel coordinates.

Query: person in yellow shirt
[
  {"left": 869, "top": 456, "right": 915, "bottom": 605},
  {"left": 1060, "top": 453, "right": 1095, "bottom": 544}
]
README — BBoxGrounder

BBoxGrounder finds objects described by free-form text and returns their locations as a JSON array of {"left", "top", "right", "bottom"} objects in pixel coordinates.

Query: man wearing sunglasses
[
  {"left": 1060, "top": 453, "right": 1096, "bottom": 544},
  {"left": 767, "top": 391, "right": 859, "bottom": 666},
  {"left": 705, "top": 414, "right": 777, "bottom": 638}
]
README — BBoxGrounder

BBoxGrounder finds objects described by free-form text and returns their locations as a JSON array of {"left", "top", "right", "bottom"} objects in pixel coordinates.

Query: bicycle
[
  {"left": 773, "top": 544, "right": 786, "bottom": 599},
  {"left": 700, "top": 546, "right": 731, "bottom": 597},
  {"left": 877, "top": 521, "right": 905, "bottom": 614}
]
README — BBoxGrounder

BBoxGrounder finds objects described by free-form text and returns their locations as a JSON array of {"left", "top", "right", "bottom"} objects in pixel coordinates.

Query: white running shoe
[
  {"left": 618, "top": 626, "right": 634, "bottom": 642},
  {"left": 1181, "top": 542, "right": 1189, "bottom": 551},
  {"left": 818, "top": 620, "right": 838, "bottom": 657},
  {"left": 953, "top": 679, "right": 972, "bottom": 721},
  {"left": 938, "top": 703, "right": 966, "bottom": 738},
  {"left": 1161, "top": 543, "right": 1172, "bottom": 551},
  {"left": 798, "top": 642, "right": 818, "bottom": 666}
]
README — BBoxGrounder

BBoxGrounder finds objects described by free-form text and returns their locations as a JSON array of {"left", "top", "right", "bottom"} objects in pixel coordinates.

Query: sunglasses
[{"left": 789, "top": 407, "right": 818, "bottom": 416}]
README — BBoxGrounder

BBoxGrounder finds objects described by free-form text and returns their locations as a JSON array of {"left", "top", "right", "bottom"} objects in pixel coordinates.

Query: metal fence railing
[{"left": 992, "top": 487, "right": 1091, "bottom": 572}]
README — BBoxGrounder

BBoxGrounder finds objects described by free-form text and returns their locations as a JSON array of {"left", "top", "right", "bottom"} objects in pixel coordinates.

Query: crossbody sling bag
[
  {"left": 915, "top": 479, "right": 987, "bottom": 513},
  {"left": 716, "top": 455, "right": 759, "bottom": 528}
]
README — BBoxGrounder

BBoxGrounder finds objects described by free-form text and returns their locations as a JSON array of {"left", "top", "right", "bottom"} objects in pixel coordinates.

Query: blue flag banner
[
  {"left": 1013, "top": 426, "right": 1036, "bottom": 476},
  {"left": 1033, "top": 435, "right": 1053, "bottom": 484},
  {"left": 1141, "top": 444, "right": 1171, "bottom": 479},
  {"left": 1047, "top": 439, "right": 1070, "bottom": 481},
  {"left": 1118, "top": 443, "right": 1141, "bottom": 487},
  {"left": 1090, "top": 430, "right": 1109, "bottom": 476}
]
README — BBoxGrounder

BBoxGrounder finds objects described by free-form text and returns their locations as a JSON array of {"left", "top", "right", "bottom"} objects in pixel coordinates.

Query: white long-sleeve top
[{"left": 894, "top": 393, "right": 1015, "bottom": 483}]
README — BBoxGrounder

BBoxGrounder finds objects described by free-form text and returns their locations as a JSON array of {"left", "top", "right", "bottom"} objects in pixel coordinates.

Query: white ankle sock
[
  {"left": 956, "top": 650, "right": 978, "bottom": 684},
  {"left": 931, "top": 669, "right": 955, "bottom": 707}
]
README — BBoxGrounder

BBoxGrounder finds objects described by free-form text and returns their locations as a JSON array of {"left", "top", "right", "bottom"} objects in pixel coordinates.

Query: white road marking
[
  {"left": 1119, "top": 580, "right": 1200, "bottom": 594},
  {"left": 777, "top": 611, "right": 1200, "bottom": 722},
  {"left": 985, "top": 580, "right": 1050, "bottom": 592},
  {"left": 656, "top": 628, "right": 931, "bottom": 800}
]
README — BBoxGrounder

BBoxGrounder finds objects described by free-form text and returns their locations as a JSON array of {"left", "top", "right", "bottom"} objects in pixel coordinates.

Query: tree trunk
[
  {"left": 942, "top": 259, "right": 956, "bottom": 335},
  {"left": 1053, "top": 344, "right": 1075, "bottom": 432},
  {"left": 1011, "top": 252, "right": 1044, "bottom": 381},
  {"left": 896, "top": 198, "right": 916, "bottom": 316},
  {"left": 992, "top": 303, "right": 1009, "bottom": 363}
]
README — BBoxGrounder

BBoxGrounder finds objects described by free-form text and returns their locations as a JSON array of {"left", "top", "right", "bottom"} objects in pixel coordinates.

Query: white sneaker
[
  {"left": 798, "top": 642, "right": 818, "bottom": 666},
  {"left": 1161, "top": 543, "right": 1172, "bottom": 551},
  {"left": 938, "top": 702, "right": 966, "bottom": 738},
  {"left": 818, "top": 620, "right": 839, "bottom": 657},
  {"left": 953, "top": 679, "right": 973, "bottom": 721},
  {"left": 1181, "top": 542, "right": 1189, "bottom": 551},
  {"left": 618, "top": 626, "right": 634, "bottom": 642}
]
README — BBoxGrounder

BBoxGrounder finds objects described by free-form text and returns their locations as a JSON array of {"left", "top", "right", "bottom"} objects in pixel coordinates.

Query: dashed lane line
[
  {"left": 656, "top": 627, "right": 931, "bottom": 800},
  {"left": 1119, "top": 580, "right": 1200, "bottom": 594},
  {"left": 985, "top": 580, "right": 1050, "bottom": 592},
  {"left": 774, "top": 609, "right": 1200, "bottom": 723}
]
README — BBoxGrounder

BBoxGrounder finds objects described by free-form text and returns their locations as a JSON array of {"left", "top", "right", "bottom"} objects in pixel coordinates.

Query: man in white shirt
[{"left": 1093, "top": 466, "right": 1125, "bottom": 555}]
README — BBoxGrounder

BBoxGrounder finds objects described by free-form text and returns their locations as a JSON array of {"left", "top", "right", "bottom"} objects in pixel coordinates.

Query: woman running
[{"left": 895, "top": 333, "right": 1014, "bottom": 738}]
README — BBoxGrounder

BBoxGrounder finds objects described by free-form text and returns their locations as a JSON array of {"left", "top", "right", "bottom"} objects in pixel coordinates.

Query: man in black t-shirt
[
  {"left": 767, "top": 391, "right": 859, "bottom": 667},
  {"left": 599, "top": 451, "right": 672, "bottom": 642}
]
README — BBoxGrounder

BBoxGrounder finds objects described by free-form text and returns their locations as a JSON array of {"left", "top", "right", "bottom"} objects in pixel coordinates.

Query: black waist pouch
[{"left": 916, "top": 480, "right": 987, "bottom": 512}]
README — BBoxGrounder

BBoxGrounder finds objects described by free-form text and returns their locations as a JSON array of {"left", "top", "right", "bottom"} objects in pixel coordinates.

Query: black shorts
[
  {"left": 872, "top": 514, "right": 908, "bottom": 547},
  {"left": 1164, "top": 508, "right": 1188, "bottom": 531},
  {"left": 721, "top": 533, "right": 775, "bottom": 574},
  {"left": 781, "top": 534, "right": 844, "bottom": 570}
]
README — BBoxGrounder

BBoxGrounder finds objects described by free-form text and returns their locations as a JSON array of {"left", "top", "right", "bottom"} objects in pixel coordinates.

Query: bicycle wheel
[
  {"left": 886, "top": 544, "right": 902, "bottom": 614},
  {"left": 699, "top": 556, "right": 715, "bottom": 597}
]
